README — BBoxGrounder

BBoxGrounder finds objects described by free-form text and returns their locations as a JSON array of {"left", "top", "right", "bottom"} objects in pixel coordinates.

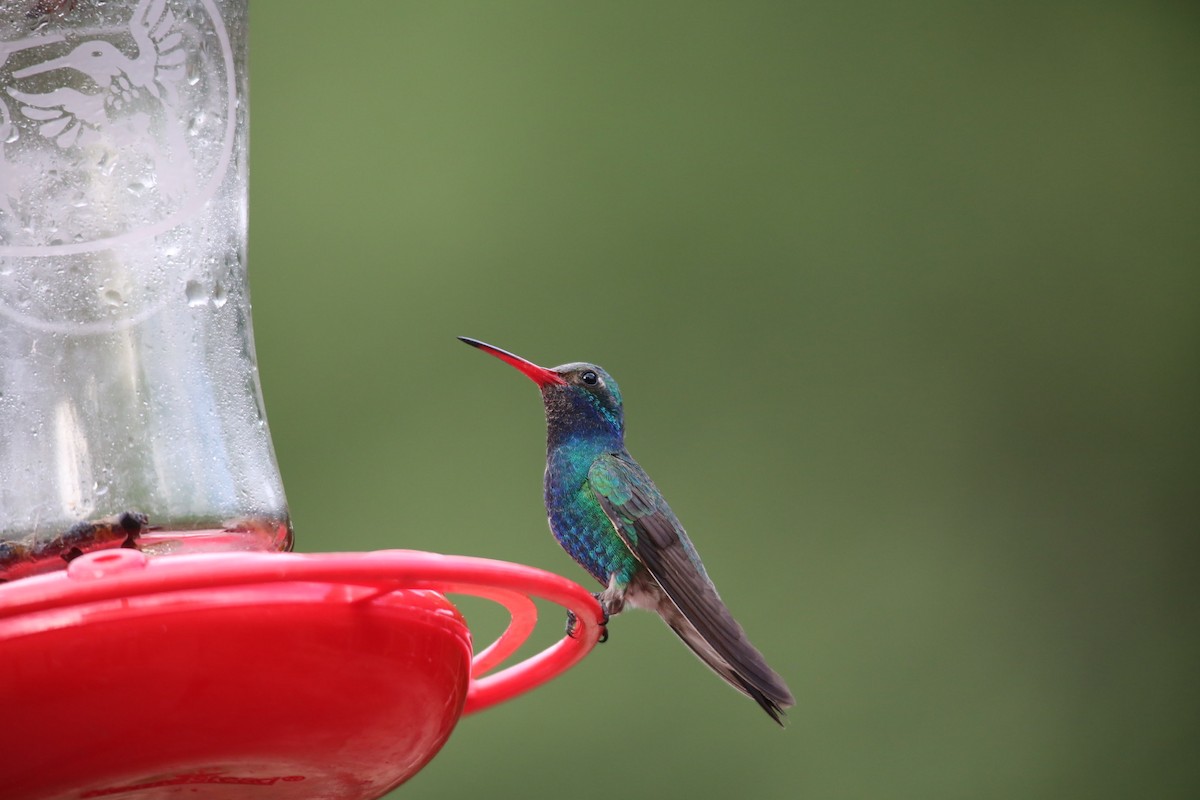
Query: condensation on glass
[{"left": 0, "top": 0, "right": 290, "bottom": 581}]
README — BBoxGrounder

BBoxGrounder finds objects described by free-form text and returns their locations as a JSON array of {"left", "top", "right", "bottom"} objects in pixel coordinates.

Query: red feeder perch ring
[{"left": 0, "top": 549, "right": 606, "bottom": 800}]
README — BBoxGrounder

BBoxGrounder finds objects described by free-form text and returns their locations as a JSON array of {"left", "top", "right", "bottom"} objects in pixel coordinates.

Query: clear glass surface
[{"left": 0, "top": 0, "right": 289, "bottom": 580}]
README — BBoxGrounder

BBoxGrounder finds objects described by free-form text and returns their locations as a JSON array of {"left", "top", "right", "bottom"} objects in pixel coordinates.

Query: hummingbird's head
[{"left": 459, "top": 337, "right": 624, "bottom": 445}]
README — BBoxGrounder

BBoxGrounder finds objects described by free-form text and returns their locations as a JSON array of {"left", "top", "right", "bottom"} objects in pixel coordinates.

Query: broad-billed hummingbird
[{"left": 460, "top": 337, "right": 795, "bottom": 724}]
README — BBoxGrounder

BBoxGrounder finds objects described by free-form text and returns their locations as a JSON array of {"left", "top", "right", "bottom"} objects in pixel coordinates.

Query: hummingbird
[{"left": 460, "top": 337, "right": 795, "bottom": 724}]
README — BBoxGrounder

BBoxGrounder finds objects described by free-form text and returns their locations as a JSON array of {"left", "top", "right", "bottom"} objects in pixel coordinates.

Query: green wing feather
[{"left": 587, "top": 453, "right": 793, "bottom": 720}]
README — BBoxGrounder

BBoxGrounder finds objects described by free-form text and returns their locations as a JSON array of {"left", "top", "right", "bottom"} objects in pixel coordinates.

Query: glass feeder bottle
[{"left": 0, "top": 0, "right": 290, "bottom": 581}]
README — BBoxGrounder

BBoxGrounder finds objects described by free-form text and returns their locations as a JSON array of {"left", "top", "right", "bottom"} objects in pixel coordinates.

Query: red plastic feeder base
[{"left": 0, "top": 549, "right": 605, "bottom": 800}]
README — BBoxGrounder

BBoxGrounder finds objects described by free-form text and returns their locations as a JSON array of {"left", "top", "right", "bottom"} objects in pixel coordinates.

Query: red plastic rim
[{"left": 0, "top": 548, "right": 606, "bottom": 713}]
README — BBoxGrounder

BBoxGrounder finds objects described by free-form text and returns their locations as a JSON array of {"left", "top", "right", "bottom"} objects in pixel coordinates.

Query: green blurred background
[{"left": 246, "top": 2, "right": 1197, "bottom": 798}]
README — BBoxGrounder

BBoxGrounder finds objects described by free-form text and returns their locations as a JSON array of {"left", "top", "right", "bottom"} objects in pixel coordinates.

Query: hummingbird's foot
[
  {"left": 592, "top": 592, "right": 612, "bottom": 626},
  {"left": 564, "top": 600, "right": 610, "bottom": 643},
  {"left": 589, "top": 592, "right": 612, "bottom": 642}
]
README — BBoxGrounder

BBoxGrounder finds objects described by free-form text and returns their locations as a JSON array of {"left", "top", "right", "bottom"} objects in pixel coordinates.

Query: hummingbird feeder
[{"left": 0, "top": 3, "right": 604, "bottom": 798}]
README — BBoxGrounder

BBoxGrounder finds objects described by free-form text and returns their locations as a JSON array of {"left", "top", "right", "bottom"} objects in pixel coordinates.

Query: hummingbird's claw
[
  {"left": 565, "top": 607, "right": 610, "bottom": 643},
  {"left": 592, "top": 592, "right": 612, "bottom": 626},
  {"left": 565, "top": 610, "right": 579, "bottom": 639},
  {"left": 592, "top": 591, "right": 612, "bottom": 642}
]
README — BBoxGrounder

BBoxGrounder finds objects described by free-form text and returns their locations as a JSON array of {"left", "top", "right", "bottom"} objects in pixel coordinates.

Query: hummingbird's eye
[{"left": 581, "top": 370, "right": 599, "bottom": 386}]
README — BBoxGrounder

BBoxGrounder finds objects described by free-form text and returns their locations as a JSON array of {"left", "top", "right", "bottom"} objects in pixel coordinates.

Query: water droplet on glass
[
  {"left": 102, "top": 288, "right": 123, "bottom": 307},
  {"left": 185, "top": 280, "right": 207, "bottom": 308},
  {"left": 212, "top": 281, "right": 228, "bottom": 308},
  {"left": 98, "top": 152, "right": 118, "bottom": 177},
  {"left": 4, "top": 128, "right": 17, "bottom": 145},
  {"left": 127, "top": 182, "right": 147, "bottom": 197}
]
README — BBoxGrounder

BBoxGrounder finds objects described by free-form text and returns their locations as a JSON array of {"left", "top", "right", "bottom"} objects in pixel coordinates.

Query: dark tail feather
[{"left": 658, "top": 599, "right": 795, "bottom": 725}]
